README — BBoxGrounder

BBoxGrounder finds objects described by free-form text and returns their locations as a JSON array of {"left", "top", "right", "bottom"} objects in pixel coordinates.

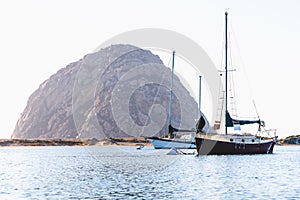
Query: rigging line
[
  {"left": 220, "top": 29, "right": 225, "bottom": 71},
  {"left": 140, "top": 51, "right": 173, "bottom": 138},
  {"left": 166, "top": 52, "right": 172, "bottom": 68},
  {"left": 229, "top": 21, "right": 256, "bottom": 108},
  {"left": 227, "top": 29, "right": 238, "bottom": 117},
  {"left": 215, "top": 25, "right": 226, "bottom": 130},
  {"left": 165, "top": 52, "right": 199, "bottom": 103},
  {"left": 218, "top": 80, "right": 225, "bottom": 130},
  {"left": 252, "top": 100, "right": 260, "bottom": 119},
  {"left": 217, "top": 28, "right": 225, "bottom": 123},
  {"left": 149, "top": 48, "right": 173, "bottom": 68},
  {"left": 147, "top": 49, "right": 199, "bottom": 105}
]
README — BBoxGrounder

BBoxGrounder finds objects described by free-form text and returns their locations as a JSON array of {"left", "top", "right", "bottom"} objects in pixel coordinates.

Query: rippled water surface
[{"left": 0, "top": 145, "right": 299, "bottom": 199}]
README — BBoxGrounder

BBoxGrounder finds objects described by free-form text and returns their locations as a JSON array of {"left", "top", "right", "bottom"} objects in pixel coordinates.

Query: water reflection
[{"left": 0, "top": 146, "right": 299, "bottom": 199}]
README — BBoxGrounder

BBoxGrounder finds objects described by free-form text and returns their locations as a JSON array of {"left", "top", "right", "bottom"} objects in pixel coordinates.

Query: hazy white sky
[{"left": 0, "top": 0, "right": 299, "bottom": 139}]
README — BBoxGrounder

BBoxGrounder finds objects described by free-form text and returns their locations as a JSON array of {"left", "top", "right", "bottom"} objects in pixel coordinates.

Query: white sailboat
[{"left": 147, "top": 51, "right": 198, "bottom": 149}]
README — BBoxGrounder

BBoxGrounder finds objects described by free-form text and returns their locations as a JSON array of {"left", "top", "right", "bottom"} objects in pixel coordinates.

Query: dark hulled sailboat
[{"left": 195, "top": 12, "right": 277, "bottom": 155}]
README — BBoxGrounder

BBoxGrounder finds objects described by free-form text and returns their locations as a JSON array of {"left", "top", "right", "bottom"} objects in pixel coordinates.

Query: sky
[{"left": 0, "top": 0, "right": 299, "bottom": 139}]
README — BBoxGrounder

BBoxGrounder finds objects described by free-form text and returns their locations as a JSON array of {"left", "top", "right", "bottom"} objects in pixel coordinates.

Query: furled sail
[
  {"left": 226, "top": 111, "right": 264, "bottom": 127},
  {"left": 169, "top": 112, "right": 213, "bottom": 135}
]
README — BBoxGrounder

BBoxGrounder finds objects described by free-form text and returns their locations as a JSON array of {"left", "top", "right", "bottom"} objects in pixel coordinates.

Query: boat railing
[
  {"left": 260, "top": 129, "right": 276, "bottom": 137},
  {"left": 259, "top": 129, "right": 277, "bottom": 142},
  {"left": 229, "top": 134, "right": 256, "bottom": 138},
  {"left": 176, "top": 136, "right": 195, "bottom": 142}
]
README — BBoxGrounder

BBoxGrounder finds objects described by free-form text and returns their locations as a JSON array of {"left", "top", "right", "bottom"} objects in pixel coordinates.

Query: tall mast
[
  {"left": 169, "top": 51, "right": 175, "bottom": 126},
  {"left": 198, "top": 75, "right": 202, "bottom": 117},
  {"left": 225, "top": 11, "right": 228, "bottom": 135}
]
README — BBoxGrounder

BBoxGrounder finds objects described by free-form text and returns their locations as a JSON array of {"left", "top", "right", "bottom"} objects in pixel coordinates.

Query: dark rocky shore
[
  {"left": 1, "top": 136, "right": 300, "bottom": 147},
  {"left": 0, "top": 138, "right": 97, "bottom": 146},
  {"left": 0, "top": 137, "right": 150, "bottom": 147},
  {"left": 277, "top": 135, "right": 300, "bottom": 145}
]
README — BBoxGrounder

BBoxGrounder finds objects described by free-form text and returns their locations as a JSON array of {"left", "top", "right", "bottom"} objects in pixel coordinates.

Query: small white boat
[
  {"left": 147, "top": 51, "right": 203, "bottom": 149},
  {"left": 148, "top": 136, "right": 195, "bottom": 149},
  {"left": 135, "top": 144, "right": 144, "bottom": 150}
]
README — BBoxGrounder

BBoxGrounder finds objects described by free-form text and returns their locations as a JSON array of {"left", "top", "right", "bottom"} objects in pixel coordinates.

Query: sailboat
[
  {"left": 147, "top": 51, "right": 197, "bottom": 149},
  {"left": 195, "top": 12, "right": 277, "bottom": 155}
]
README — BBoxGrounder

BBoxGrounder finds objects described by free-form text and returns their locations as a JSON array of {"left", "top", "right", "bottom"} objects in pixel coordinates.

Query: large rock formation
[{"left": 12, "top": 44, "right": 198, "bottom": 139}]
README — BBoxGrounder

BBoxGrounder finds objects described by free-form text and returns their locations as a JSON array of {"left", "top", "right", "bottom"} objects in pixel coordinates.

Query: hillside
[{"left": 12, "top": 44, "right": 198, "bottom": 139}]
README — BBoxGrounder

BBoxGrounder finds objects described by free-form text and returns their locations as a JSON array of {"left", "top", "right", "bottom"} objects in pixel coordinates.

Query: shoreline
[
  {"left": 1, "top": 138, "right": 299, "bottom": 147},
  {"left": 0, "top": 137, "right": 151, "bottom": 147}
]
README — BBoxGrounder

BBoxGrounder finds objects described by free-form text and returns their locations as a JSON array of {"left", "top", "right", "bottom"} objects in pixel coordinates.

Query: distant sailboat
[
  {"left": 147, "top": 51, "right": 197, "bottom": 149},
  {"left": 195, "top": 12, "right": 277, "bottom": 155}
]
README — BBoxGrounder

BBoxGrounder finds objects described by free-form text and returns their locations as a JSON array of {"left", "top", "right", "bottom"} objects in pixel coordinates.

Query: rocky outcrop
[
  {"left": 278, "top": 135, "right": 300, "bottom": 145},
  {"left": 12, "top": 44, "right": 198, "bottom": 139}
]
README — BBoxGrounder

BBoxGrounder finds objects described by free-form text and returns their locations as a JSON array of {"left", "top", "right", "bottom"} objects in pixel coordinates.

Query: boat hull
[
  {"left": 195, "top": 137, "right": 275, "bottom": 155},
  {"left": 147, "top": 137, "right": 196, "bottom": 149}
]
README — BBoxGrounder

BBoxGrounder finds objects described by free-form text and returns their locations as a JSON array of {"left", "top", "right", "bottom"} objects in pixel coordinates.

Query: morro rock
[{"left": 12, "top": 44, "right": 198, "bottom": 139}]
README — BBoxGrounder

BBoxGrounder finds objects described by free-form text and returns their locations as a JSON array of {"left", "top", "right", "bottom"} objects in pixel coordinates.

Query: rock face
[
  {"left": 12, "top": 44, "right": 198, "bottom": 139},
  {"left": 279, "top": 135, "right": 300, "bottom": 145}
]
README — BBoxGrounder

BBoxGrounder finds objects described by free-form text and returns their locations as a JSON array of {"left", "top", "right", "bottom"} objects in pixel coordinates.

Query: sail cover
[
  {"left": 169, "top": 112, "right": 215, "bottom": 134},
  {"left": 196, "top": 112, "right": 214, "bottom": 133},
  {"left": 226, "top": 111, "right": 263, "bottom": 127}
]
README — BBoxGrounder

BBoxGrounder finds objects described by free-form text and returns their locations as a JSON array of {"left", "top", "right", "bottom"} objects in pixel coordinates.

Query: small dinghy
[{"left": 136, "top": 144, "right": 144, "bottom": 150}]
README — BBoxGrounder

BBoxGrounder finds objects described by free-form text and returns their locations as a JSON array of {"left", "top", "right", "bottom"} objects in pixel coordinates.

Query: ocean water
[{"left": 0, "top": 145, "right": 299, "bottom": 199}]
